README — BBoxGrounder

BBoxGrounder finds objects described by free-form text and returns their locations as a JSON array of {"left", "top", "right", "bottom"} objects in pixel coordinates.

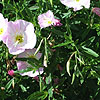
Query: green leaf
[
  {"left": 82, "top": 46, "right": 99, "bottom": 57},
  {"left": 66, "top": 59, "right": 71, "bottom": 76},
  {"left": 44, "top": 38, "right": 48, "bottom": 67},
  {"left": 29, "top": 6, "right": 39, "bottom": 11},
  {"left": 48, "top": 86, "right": 53, "bottom": 98},
  {"left": 5, "top": 78, "right": 14, "bottom": 90},
  {"left": 14, "top": 67, "right": 35, "bottom": 74},
  {"left": 20, "top": 85, "right": 27, "bottom": 92},
  {"left": 49, "top": 0, "right": 52, "bottom": 5},
  {"left": 27, "top": 91, "right": 48, "bottom": 100},
  {"left": 46, "top": 73, "right": 52, "bottom": 84},
  {"left": 16, "top": 57, "right": 43, "bottom": 68},
  {"left": 71, "top": 73, "right": 75, "bottom": 84},
  {"left": 90, "top": 71, "right": 100, "bottom": 78},
  {"left": 66, "top": 52, "right": 76, "bottom": 76},
  {"left": 52, "top": 41, "right": 72, "bottom": 48}
]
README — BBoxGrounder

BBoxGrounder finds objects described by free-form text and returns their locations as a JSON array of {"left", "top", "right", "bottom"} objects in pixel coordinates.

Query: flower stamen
[
  {"left": 76, "top": 0, "right": 80, "bottom": 2},
  {"left": 15, "top": 35, "right": 23, "bottom": 44},
  {"left": 0, "top": 28, "right": 4, "bottom": 35}
]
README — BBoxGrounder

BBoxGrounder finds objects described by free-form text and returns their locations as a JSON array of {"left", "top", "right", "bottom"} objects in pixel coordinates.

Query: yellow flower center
[
  {"left": 15, "top": 35, "right": 23, "bottom": 44},
  {"left": 0, "top": 28, "right": 4, "bottom": 35},
  {"left": 76, "top": 0, "right": 80, "bottom": 2},
  {"left": 48, "top": 21, "right": 52, "bottom": 24}
]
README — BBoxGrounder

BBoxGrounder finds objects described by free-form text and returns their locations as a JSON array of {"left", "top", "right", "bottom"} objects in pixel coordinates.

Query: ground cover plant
[{"left": 0, "top": 0, "right": 100, "bottom": 100}]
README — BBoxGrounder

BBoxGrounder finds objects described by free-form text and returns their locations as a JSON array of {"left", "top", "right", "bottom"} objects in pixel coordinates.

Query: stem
[{"left": 38, "top": 70, "right": 42, "bottom": 92}]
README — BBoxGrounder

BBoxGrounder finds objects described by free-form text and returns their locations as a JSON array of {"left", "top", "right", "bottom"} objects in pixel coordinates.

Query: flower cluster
[
  {"left": 3, "top": 1, "right": 91, "bottom": 77},
  {"left": 0, "top": 10, "right": 61, "bottom": 77}
]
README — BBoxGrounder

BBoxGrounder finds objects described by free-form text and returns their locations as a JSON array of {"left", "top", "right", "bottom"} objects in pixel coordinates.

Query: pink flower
[
  {"left": 38, "top": 10, "right": 62, "bottom": 28},
  {"left": 8, "top": 70, "right": 14, "bottom": 76},
  {"left": 0, "top": 13, "right": 8, "bottom": 42},
  {"left": 5, "top": 20, "right": 36, "bottom": 55},
  {"left": 17, "top": 48, "right": 44, "bottom": 77},
  {"left": 53, "top": 19, "right": 62, "bottom": 27},
  {"left": 60, "top": 0, "right": 90, "bottom": 11},
  {"left": 92, "top": 7, "right": 100, "bottom": 17}
]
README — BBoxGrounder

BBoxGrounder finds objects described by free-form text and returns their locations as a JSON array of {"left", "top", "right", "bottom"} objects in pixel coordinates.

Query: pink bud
[
  {"left": 8, "top": 70, "right": 14, "bottom": 76},
  {"left": 53, "top": 19, "right": 62, "bottom": 27},
  {"left": 33, "top": 76, "right": 39, "bottom": 82},
  {"left": 92, "top": 7, "right": 100, "bottom": 17}
]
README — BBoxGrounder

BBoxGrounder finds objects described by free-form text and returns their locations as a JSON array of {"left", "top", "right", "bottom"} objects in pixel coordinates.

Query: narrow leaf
[
  {"left": 82, "top": 46, "right": 99, "bottom": 57},
  {"left": 66, "top": 52, "right": 76, "bottom": 76},
  {"left": 52, "top": 41, "right": 72, "bottom": 48},
  {"left": 5, "top": 78, "right": 14, "bottom": 90},
  {"left": 27, "top": 91, "right": 48, "bottom": 100}
]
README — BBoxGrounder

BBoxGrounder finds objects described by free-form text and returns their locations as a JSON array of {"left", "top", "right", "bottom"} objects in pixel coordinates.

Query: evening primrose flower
[
  {"left": 38, "top": 10, "right": 55, "bottom": 28},
  {"left": 38, "top": 10, "right": 62, "bottom": 28},
  {"left": 60, "top": 0, "right": 90, "bottom": 11},
  {"left": 5, "top": 20, "right": 36, "bottom": 55},
  {"left": 17, "top": 48, "right": 44, "bottom": 77},
  {"left": 0, "top": 13, "right": 8, "bottom": 42}
]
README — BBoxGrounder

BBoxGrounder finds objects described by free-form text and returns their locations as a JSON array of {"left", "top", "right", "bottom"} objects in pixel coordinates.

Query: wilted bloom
[
  {"left": 17, "top": 48, "right": 44, "bottom": 77},
  {"left": 0, "top": 13, "right": 8, "bottom": 42},
  {"left": 53, "top": 19, "right": 62, "bottom": 26},
  {"left": 92, "top": 7, "right": 100, "bottom": 17},
  {"left": 8, "top": 69, "right": 14, "bottom": 76},
  {"left": 60, "top": 0, "right": 90, "bottom": 11},
  {"left": 57, "top": 64, "right": 63, "bottom": 71},
  {"left": 38, "top": 10, "right": 62, "bottom": 28},
  {"left": 33, "top": 76, "right": 39, "bottom": 82},
  {"left": 53, "top": 78, "right": 59, "bottom": 84},
  {"left": 5, "top": 20, "right": 36, "bottom": 55}
]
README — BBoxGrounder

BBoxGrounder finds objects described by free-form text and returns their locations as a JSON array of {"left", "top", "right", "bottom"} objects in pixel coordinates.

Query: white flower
[
  {"left": 17, "top": 48, "right": 44, "bottom": 77},
  {"left": 0, "top": 13, "right": 8, "bottom": 42},
  {"left": 5, "top": 20, "right": 36, "bottom": 55},
  {"left": 60, "top": 0, "right": 90, "bottom": 11}
]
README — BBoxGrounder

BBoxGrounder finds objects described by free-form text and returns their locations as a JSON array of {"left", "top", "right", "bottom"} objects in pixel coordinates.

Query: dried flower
[
  {"left": 53, "top": 19, "right": 62, "bottom": 26},
  {"left": 92, "top": 7, "right": 100, "bottom": 16}
]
